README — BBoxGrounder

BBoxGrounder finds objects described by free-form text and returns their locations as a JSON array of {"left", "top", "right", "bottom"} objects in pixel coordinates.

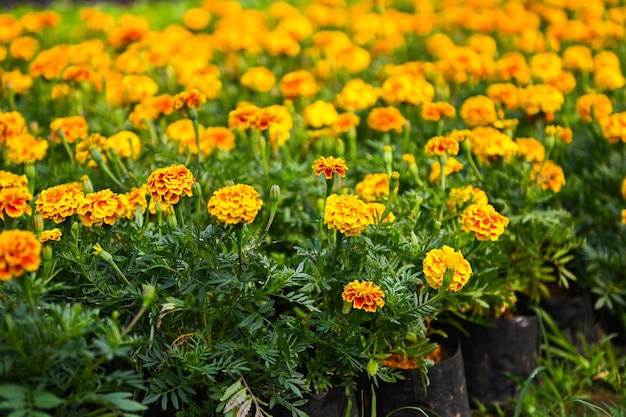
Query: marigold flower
[
  {"left": 575, "top": 93, "right": 613, "bottom": 123},
  {"left": 469, "top": 127, "right": 519, "bottom": 163},
  {"left": 367, "top": 107, "right": 406, "bottom": 133},
  {"left": 77, "top": 189, "right": 128, "bottom": 227},
  {"left": 124, "top": 185, "right": 148, "bottom": 219},
  {"left": 622, "top": 178, "right": 626, "bottom": 201},
  {"left": 36, "top": 183, "right": 84, "bottom": 223},
  {"left": 0, "top": 230, "right": 41, "bottom": 281},
  {"left": 594, "top": 67, "right": 625, "bottom": 91},
  {"left": 312, "top": 156, "right": 348, "bottom": 179},
  {"left": 381, "top": 73, "right": 434, "bottom": 107},
  {"left": 129, "top": 94, "right": 175, "bottom": 129},
  {"left": 421, "top": 102, "right": 456, "bottom": 121},
  {"left": 174, "top": 88, "right": 207, "bottom": 111},
  {"left": 50, "top": 116, "right": 88, "bottom": 144},
  {"left": 40, "top": 228, "right": 62, "bottom": 243},
  {"left": 200, "top": 127, "right": 236, "bottom": 154},
  {"left": 366, "top": 202, "right": 395, "bottom": 224},
  {"left": 147, "top": 164, "right": 195, "bottom": 207},
  {"left": 0, "top": 171, "right": 28, "bottom": 190},
  {"left": 622, "top": 209, "right": 626, "bottom": 225},
  {"left": 486, "top": 83, "right": 520, "bottom": 111},
  {"left": 334, "top": 79, "right": 378, "bottom": 112},
  {"left": 108, "top": 130, "right": 141, "bottom": 160},
  {"left": 228, "top": 102, "right": 261, "bottom": 130},
  {"left": 495, "top": 52, "right": 531, "bottom": 85},
  {"left": 460, "top": 95, "right": 498, "bottom": 127},
  {"left": 4, "top": 133, "right": 48, "bottom": 164},
  {"left": 545, "top": 125, "right": 573, "bottom": 144},
  {"left": 279, "top": 70, "right": 318, "bottom": 98},
  {"left": 600, "top": 112, "right": 626, "bottom": 144},
  {"left": 240, "top": 66, "right": 276, "bottom": 93},
  {"left": 355, "top": 173, "right": 389, "bottom": 203},
  {"left": 515, "top": 138, "right": 545, "bottom": 162},
  {"left": 530, "top": 52, "right": 562, "bottom": 83},
  {"left": 531, "top": 160, "right": 566, "bottom": 193},
  {"left": 0, "top": 186, "right": 32, "bottom": 220},
  {"left": 429, "top": 157, "right": 464, "bottom": 183},
  {"left": 447, "top": 185, "right": 489, "bottom": 211},
  {"left": 29, "top": 45, "right": 70, "bottom": 80},
  {"left": 252, "top": 105, "right": 293, "bottom": 148},
  {"left": 0, "top": 111, "right": 27, "bottom": 143},
  {"left": 425, "top": 135, "right": 460, "bottom": 157},
  {"left": 303, "top": 100, "right": 339, "bottom": 129},
  {"left": 461, "top": 203, "right": 509, "bottom": 241},
  {"left": 324, "top": 194, "right": 372, "bottom": 237},
  {"left": 331, "top": 113, "right": 360, "bottom": 134},
  {"left": 2, "top": 70, "right": 33, "bottom": 95},
  {"left": 562, "top": 45, "right": 593, "bottom": 73},
  {"left": 422, "top": 246, "right": 472, "bottom": 292},
  {"left": 518, "top": 84, "right": 564, "bottom": 118},
  {"left": 207, "top": 183, "right": 263, "bottom": 225},
  {"left": 342, "top": 280, "right": 385, "bottom": 312},
  {"left": 75, "top": 133, "right": 109, "bottom": 167},
  {"left": 183, "top": 7, "right": 211, "bottom": 31}
]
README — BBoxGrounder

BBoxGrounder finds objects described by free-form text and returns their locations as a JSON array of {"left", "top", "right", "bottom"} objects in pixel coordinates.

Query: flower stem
[
  {"left": 235, "top": 224, "right": 244, "bottom": 275},
  {"left": 56, "top": 129, "right": 75, "bottom": 164},
  {"left": 439, "top": 155, "right": 447, "bottom": 192}
]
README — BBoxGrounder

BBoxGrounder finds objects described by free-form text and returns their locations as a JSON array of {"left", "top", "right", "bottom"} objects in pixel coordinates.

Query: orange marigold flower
[
  {"left": 428, "top": 157, "right": 464, "bottom": 183},
  {"left": 174, "top": 88, "right": 207, "bottom": 111},
  {"left": 342, "top": 280, "right": 385, "bottom": 312},
  {"left": 50, "top": 115, "right": 88, "bottom": 144},
  {"left": 562, "top": 45, "right": 593, "bottom": 73},
  {"left": 531, "top": 160, "right": 566, "bottom": 193},
  {"left": 2, "top": 70, "right": 33, "bottom": 95},
  {"left": 600, "top": 112, "right": 626, "bottom": 144},
  {"left": 367, "top": 107, "right": 406, "bottom": 133},
  {"left": 0, "top": 111, "right": 27, "bottom": 143},
  {"left": 334, "top": 79, "right": 378, "bottom": 112},
  {"left": 36, "top": 183, "right": 84, "bottom": 223},
  {"left": 0, "top": 230, "right": 41, "bottom": 281},
  {"left": 423, "top": 246, "right": 472, "bottom": 292},
  {"left": 486, "top": 83, "right": 520, "bottom": 111},
  {"left": 303, "top": 100, "right": 339, "bottom": 129},
  {"left": 447, "top": 185, "right": 489, "bottom": 211},
  {"left": 460, "top": 95, "right": 498, "bottom": 127},
  {"left": 324, "top": 194, "right": 372, "bottom": 237},
  {"left": 77, "top": 189, "right": 128, "bottom": 227},
  {"left": 147, "top": 164, "right": 196, "bottom": 207},
  {"left": 313, "top": 156, "right": 348, "bottom": 179},
  {"left": 425, "top": 135, "right": 460, "bottom": 157},
  {"left": 594, "top": 66, "right": 625, "bottom": 91},
  {"left": 366, "top": 202, "right": 395, "bottom": 224},
  {"left": 381, "top": 73, "right": 434, "bottom": 107},
  {"left": 5, "top": 133, "right": 48, "bottom": 164},
  {"left": 75, "top": 133, "right": 109, "bottom": 168},
  {"left": 279, "top": 70, "right": 319, "bottom": 98},
  {"left": 515, "top": 138, "right": 545, "bottom": 162},
  {"left": 469, "top": 127, "right": 519, "bottom": 163},
  {"left": 0, "top": 186, "right": 32, "bottom": 220},
  {"left": 545, "top": 125, "right": 573, "bottom": 144},
  {"left": 183, "top": 7, "right": 211, "bottom": 31},
  {"left": 461, "top": 203, "right": 509, "bottom": 241},
  {"left": 529, "top": 52, "right": 562, "bottom": 83},
  {"left": 575, "top": 93, "right": 613, "bottom": 123},
  {"left": 331, "top": 112, "right": 360, "bottom": 133},
  {"left": 355, "top": 173, "right": 389, "bottom": 203},
  {"left": 518, "top": 84, "right": 564, "bottom": 117},
  {"left": 200, "top": 127, "right": 236, "bottom": 154},
  {"left": 124, "top": 185, "right": 148, "bottom": 219},
  {"left": 108, "top": 130, "right": 141, "bottom": 160},
  {"left": 228, "top": 102, "right": 261, "bottom": 130},
  {"left": 0, "top": 170, "right": 27, "bottom": 190},
  {"left": 252, "top": 105, "right": 293, "bottom": 148},
  {"left": 40, "top": 228, "right": 62, "bottom": 243},
  {"left": 421, "top": 102, "right": 456, "bottom": 121},
  {"left": 241, "top": 66, "right": 276, "bottom": 93},
  {"left": 129, "top": 94, "right": 176, "bottom": 129},
  {"left": 207, "top": 183, "right": 263, "bottom": 225}
]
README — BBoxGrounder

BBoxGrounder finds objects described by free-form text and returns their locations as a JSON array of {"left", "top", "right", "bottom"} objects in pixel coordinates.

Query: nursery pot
[
  {"left": 376, "top": 341, "right": 471, "bottom": 417},
  {"left": 460, "top": 313, "right": 540, "bottom": 406}
]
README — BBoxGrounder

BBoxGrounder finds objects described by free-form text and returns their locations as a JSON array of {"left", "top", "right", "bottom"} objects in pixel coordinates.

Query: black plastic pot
[
  {"left": 376, "top": 341, "right": 471, "bottom": 417},
  {"left": 460, "top": 313, "right": 540, "bottom": 406}
]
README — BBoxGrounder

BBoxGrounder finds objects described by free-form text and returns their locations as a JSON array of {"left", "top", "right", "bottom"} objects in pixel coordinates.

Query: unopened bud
[
  {"left": 42, "top": 245, "right": 53, "bottom": 262},
  {"left": 81, "top": 175, "right": 94, "bottom": 194},
  {"left": 33, "top": 213, "right": 44, "bottom": 234},
  {"left": 192, "top": 181, "right": 202, "bottom": 198},
  {"left": 336, "top": 139, "right": 345, "bottom": 157},
  {"left": 270, "top": 184, "right": 280, "bottom": 203},
  {"left": 166, "top": 211, "right": 178, "bottom": 228}
]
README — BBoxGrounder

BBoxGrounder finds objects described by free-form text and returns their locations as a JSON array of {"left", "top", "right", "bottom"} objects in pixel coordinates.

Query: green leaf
[
  {"left": 224, "top": 389, "right": 247, "bottom": 414},
  {"left": 33, "top": 392, "right": 64, "bottom": 409},
  {"left": 220, "top": 380, "right": 243, "bottom": 402}
]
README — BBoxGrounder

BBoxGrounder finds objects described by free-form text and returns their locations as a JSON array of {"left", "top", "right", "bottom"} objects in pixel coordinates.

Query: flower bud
[
  {"left": 336, "top": 138, "right": 345, "bottom": 157},
  {"left": 42, "top": 245, "right": 53, "bottom": 262},
  {"left": 142, "top": 284, "right": 157, "bottom": 309},
  {"left": 93, "top": 243, "right": 113, "bottom": 263},
  {"left": 81, "top": 175, "right": 94, "bottom": 194},
  {"left": 166, "top": 211, "right": 178, "bottom": 228},
  {"left": 33, "top": 213, "right": 44, "bottom": 234},
  {"left": 192, "top": 181, "right": 202, "bottom": 198},
  {"left": 270, "top": 184, "right": 280, "bottom": 203}
]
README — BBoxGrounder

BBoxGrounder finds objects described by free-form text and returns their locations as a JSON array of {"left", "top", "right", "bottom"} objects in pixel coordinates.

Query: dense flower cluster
[
  {"left": 207, "top": 184, "right": 263, "bottom": 225},
  {"left": 324, "top": 194, "right": 372, "bottom": 237},
  {"left": 341, "top": 280, "right": 385, "bottom": 313},
  {"left": 422, "top": 246, "right": 472, "bottom": 292},
  {"left": 0, "top": 230, "right": 41, "bottom": 281}
]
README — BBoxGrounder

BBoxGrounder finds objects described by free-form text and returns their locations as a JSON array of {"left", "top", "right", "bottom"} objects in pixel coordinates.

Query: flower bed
[{"left": 1, "top": 0, "right": 626, "bottom": 416}]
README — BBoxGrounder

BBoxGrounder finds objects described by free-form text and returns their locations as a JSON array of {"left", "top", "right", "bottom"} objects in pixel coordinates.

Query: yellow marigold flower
[
  {"left": 366, "top": 202, "right": 395, "bottom": 224},
  {"left": 367, "top": 107, "right": 406, "bottom": 133},
  {"left": 530, "top": 52, "right": 562, "bottom": 83},
  {"left": 622, "top": 178, "right": 626, "bottom": 200},
  {"left": 36, "top": 183, "right": 84, "bottom": 223},
  {"left": 200, "top": 127, "right": 236, "bottom": 154},
  {"left": 548, "top": 71, "right": 576, "bottom": 95},
  {"left": 207, "top": 183, "right": 263, "bottom": 225},
  {"left": 422, "top": 246, "right": 472, "bottom": 292},
  {"left": 381, "top": 73, "right": 434, "bottom": 107},
  {"left": 0, "top": 171, "right": 27, "bottom": 190},
  {"left": 355, "top": 173, "right": 389, "bottom": 203},
  {"left": 622, "top": 209, "right": 626, "bottom": 225},
  {"left": 429, "top": 157, "right": 464, "bottom": 183},
  {"left": 421, "top": 102, "right": 456, "bottom": 121},
  {"left": 324, "top": 194, "right": 372, "bottom": 237},
  {"left": 461, "top": 203, "right": 509, "bottom": 241},
  {"left": 264, "top": 29, "right": 301, "bottom": 57},
  {"left": 594, "top": 66, "right": 625, "bottom": 91},
  {"left": 252, "top": 105, "right": 293, "bottom": 148},
  {"left": 20, "top": 10, "right": 60, "bottom": 33},
  {"left": 147, "top": 164, "right": 195, "bottom": 207},
  {"left": 40, "top": 228, "right": 62, "bottom": 243},
  {"left": 174, "top": 88, "right": 207, "bottom": 111},
  {"left": 29, "top": 45, "right": 71, "bottom": 80},
  {"left": 545, "top": 125, "right": 573, "bottom": 144},
  {"left": 531, "top": 160, "right": 566, "bottom": 193},
  {"left": 240, "top": 66, "right": 276, "bottom": 93},
  {"left": 562, "top": 45, "right": 593, "bottom": 73},
  {"left": 106, "top": 73, "right": 159, "bottom": 108},
  {"left": 495, "top": 52, "right": 531, "bottom": 85},
  {"left": 0, "top": 111, "right": 27, "bottom": 143},
  {"left": 447, "top": 185, "right": 489, "bottom": 211},
  {"left": 107, "top": 14, "right": 149, "bottom": 48},
  {"left": 575, "top": 93, "right": 613, "bottom": 123},
  {"left": 129, "top": 94, "right": 175, "bottom": 129},
  {"left": 0, "top": 186, "right": 32, "bottom": 220},
  {"left": 331, "top": 112, "right": 360, "bottom": 134},
  {"left": 335, "top": 79, "right": 378, "bottom": 112},
  {"left": 515, "top": 138, "right": 545, "bottom": 163},
  {"left": 0, "top": 230, "right": 41, "bottom": 281},
  {"left": 519, "top": 84, "right": 564, "bottom": 118},
  {"left": 9, "top": 36, "right": 38, "bottom": 61},
  {"left": 108, "top": 130, "right": 141, "bottom": 160},
  {"left": 77, "top": 189, "right": 128, "bottom": 227},
  {"left": 303, "top": 100, "right": 339, "bottom": 129},
  {"left": 486, "top": 83, "right": 520, "bottom": 111},
  {"left": 124, "top": 185, "right": 148, "bottom": 219},
  {"left": 469, "top": 127, "right": 519, "bottom": 163},
  {"left": 75, "top": 133, "right": 109, "bottom": 168},
  {"left": 460, "top": 95, "right": 498, "bottom": 127},
  {"left": 279, "top": 70, "right": 319, "bottom": 98},
  {"left": 342, "top": 280, "right": 385, "bottom": 312},
  {"left": 228, "top": 102, "right": 261, "bottom": 131},
  {"left": 424, "top": 135, "right": 460, "bottom": 157},
  {"left": 183, "top": 7, "right": 211, "bottom": 31},
  {"left": 50, "top": 115, "right": 88, "bottom": 144},
  {"left": 5, "top": 133, "right": 48, "bottom": 164},
  {"left": 312, "top": 156, "right": 348, "bottom": 179},
  {"left": 600, "top": 112, "right": 626, "bottom": 144},
  {"left": 51, "top": 83, "right": 70, "bottom": 100},
  {"left": 2, "top": 70, "right": 33, "bottom": 95}
]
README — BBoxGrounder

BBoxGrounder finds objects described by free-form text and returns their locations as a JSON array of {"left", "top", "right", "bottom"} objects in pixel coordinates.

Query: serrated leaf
[
  {"left": 220, "top": 380, "right": 243, "bottom": 402},
  {"left": 33, "top": 391, "right": 64, "bottom": 409},
  {"left": 237, "top": 398, "right": 253, "bottom": 417},
  {"left": 224, "top": 389, "right": 247, "bottom": 414}
]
